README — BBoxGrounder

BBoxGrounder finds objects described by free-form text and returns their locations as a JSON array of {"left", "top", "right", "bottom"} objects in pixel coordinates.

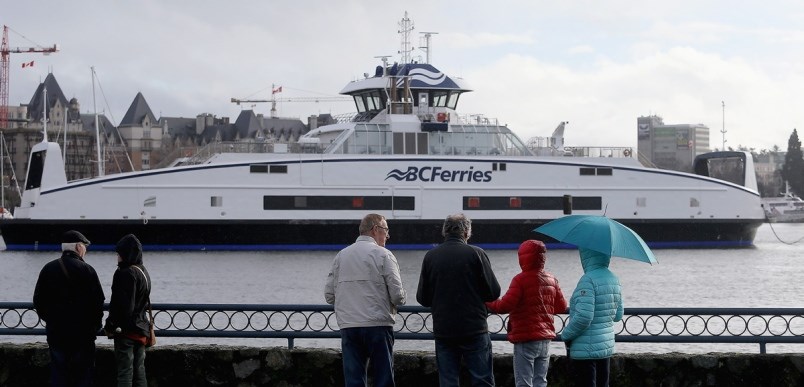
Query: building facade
[{"left": 637, "top": 115, "right": 711, "bottom": 172}]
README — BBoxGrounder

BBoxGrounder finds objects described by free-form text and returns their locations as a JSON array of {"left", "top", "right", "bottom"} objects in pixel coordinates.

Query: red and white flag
[
  {"left": 272, "top": 86, "right": 283, "bottom": 94},
  {"left": 21, "top": 61, "right": 34, "bottom": 68}
]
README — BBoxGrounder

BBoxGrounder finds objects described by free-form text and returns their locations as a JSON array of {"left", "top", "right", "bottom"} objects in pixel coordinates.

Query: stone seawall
[{"left": 1, "top": 343, "right": 803, "bottom": 386}]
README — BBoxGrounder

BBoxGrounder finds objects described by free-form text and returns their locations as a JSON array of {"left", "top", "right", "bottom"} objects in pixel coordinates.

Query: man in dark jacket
[
  {"left": 33, "top": 230, "right": 105, "bottom": 387},
  {"left": 104, "top": 234, "right": 151, "bottom": 387},
  {"left": 416, "top": 214, "right": 501, "bottom": 386}
]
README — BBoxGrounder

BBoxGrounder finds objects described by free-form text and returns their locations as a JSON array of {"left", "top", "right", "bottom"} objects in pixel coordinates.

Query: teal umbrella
[{"left": 534, "top": 215, "right": 658, "bottom": 264}]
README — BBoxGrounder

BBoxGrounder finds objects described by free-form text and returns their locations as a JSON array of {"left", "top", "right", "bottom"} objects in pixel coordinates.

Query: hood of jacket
[
  {"left": 518, "top": 239, "right": 546, "bottom": 272},
  {"left": 116, "top": 234, "right": 143, "bottom": 266},
  {"left": 579, "top": 247, "right": 611, "bottom": 272}
]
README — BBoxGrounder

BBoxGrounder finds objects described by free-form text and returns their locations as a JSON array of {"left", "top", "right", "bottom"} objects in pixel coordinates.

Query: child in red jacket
[{"left": 486, "top": 240, "right": 568, "bottom": 387}]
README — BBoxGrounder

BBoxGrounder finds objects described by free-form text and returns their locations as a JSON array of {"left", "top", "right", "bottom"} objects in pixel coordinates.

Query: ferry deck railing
[{"left": 1, "top": 303, "right": 802, "bottom": 354}]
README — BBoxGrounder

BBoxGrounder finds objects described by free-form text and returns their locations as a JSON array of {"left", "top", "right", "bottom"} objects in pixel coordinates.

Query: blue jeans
[
  {"left": 113, "top": 336, "right": 147, "bottom": 387},
  {"left": 340, "top": 326, "right": 395, "bottom": 387},
  {"left": 571, "top": 357, "right": 610, "bottom": 387},
  {"left": 513, "top": 340, "right": 550, "bottom": 387},
  {"left": 48, "top": 340, "right": 96, "bottom": 387},
  {"left": 434, "top": 333, "right": 494, "bottom": 387}
]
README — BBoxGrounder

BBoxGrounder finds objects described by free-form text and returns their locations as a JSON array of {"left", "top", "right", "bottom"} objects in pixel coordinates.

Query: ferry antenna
[
  {"left": 418, "top": 31, "right": 438, "bottom": 64},
  {"left": 398, "top": 12, "right": 414, "bottom": 65}
]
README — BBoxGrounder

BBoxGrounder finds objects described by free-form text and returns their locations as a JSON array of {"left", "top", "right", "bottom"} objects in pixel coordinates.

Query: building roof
[
  {"left": 233, "top": 110, "right": 261, "bottom": 138},
  {"left": 80, "top": 113, "right": 118, "bottom": 137},
  {"left": 160, "top": 116, "right": 198, "bottom": 138},
  {"left": 28, "top": 73, "right": 69, "bottom": 122},
  {"left": 119, "top": 92, "right": 157, "bottom": 127}
]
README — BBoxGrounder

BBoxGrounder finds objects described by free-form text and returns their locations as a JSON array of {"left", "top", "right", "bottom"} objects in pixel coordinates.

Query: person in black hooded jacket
[{"left": 104, "top": 234, "right": 151, "bottom": 387}]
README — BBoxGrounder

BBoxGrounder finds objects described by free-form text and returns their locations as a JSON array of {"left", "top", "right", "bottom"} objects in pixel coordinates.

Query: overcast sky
[{"left": 5, "top": 1, "right": 804, "bottom": 151}]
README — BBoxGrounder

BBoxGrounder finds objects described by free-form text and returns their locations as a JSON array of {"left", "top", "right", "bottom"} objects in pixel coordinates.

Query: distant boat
[
  {"left": 762, "top": 184, "right": 804, "bottom": 223},
  {"left": 0, "top": 14, "right": 765, "bottom": 251}
]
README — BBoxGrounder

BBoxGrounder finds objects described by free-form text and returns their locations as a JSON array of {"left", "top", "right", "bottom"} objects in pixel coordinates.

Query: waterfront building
[
  {"left": 637, "top": 115, "right": 711, "bottom": 172},
  {"left": 155, "top": 110, "right": 315, "bottom": 168}
]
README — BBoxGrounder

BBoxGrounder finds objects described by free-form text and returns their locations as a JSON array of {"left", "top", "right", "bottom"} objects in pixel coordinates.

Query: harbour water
[{"left": 2, "top": 223, "right": 803, "bottom": 354}]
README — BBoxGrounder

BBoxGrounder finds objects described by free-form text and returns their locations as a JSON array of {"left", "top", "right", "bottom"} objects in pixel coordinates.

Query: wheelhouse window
[
  {"left": 433, "top": 91, "right": 449, "bottom": 107},
  {"left": 447, "top": 92, "right": 460, "bottom": 109},
  {"left": 354, "top": 95, "right": 366, "bottom": 113}
]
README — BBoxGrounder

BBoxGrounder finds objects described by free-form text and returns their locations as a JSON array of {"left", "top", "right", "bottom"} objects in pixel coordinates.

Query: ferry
[
  {"left": 0, "top": 16, "right": 765, "bottom": 251},
  {"left": 762, "top": 185, "right": 804, "bottom": 223}
]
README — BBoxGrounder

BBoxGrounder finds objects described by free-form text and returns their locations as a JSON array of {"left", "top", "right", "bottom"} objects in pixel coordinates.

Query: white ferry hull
[{"left": 0, "top": 151, "right": 764, "bottom": 251}]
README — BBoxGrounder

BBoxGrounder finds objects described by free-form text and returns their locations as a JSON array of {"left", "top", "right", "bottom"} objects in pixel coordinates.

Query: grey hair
[
  {"left": 359, "top": 213, "right": 386, "bottom": 235},
  {"left": 61, "top": 243, "right": 79, "bottom": 253},
  {"left": 442, "top": 213, "right": 472, "bottom": 239}
]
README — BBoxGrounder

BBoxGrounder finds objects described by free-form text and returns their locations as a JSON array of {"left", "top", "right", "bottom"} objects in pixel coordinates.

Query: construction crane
[
  {"left": 0, "top": 25, "right": 59, "bottom": 128},
  {"left": 231, "top": 84, "right": 351, "bottom": 118},
  {"left": 230, "top": 96, "right": 352, "bottom": 118}
]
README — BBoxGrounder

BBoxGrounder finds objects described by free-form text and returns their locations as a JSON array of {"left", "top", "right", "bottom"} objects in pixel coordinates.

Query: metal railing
[{"left": 2, "top": 303, "right": 803, "bottom": 354}]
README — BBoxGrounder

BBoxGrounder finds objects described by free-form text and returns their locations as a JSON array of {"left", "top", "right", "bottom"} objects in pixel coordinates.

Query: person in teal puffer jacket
[{"left": 560, "top": 248, "right": 623, "bottom": 387}]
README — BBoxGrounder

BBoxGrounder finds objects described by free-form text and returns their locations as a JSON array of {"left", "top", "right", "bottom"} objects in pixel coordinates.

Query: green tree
[{"left": 781, "top": 129, "right": 804, "bottom": 197}]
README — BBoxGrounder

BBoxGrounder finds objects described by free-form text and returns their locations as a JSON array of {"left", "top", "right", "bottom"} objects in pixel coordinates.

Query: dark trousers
[
  {"left": 113, "top": 336, "right": 147, "bottom": 387},
  {"left": 434, "top": 333, "right": 495, "bottom": 387},
  {"left": 48, "top": 340, "right": 96, "bottom": 387},
  {"left": 571, "top": 357, "right": 610, "bottom": 387},
  {"left": 340, "top": 326, "right": 395, "bottom": 387}
]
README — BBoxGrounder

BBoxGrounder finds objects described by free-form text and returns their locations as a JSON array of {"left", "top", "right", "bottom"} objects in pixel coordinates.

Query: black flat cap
[{"left": 62, "top": 230, "right": 91, "bottom": 246}]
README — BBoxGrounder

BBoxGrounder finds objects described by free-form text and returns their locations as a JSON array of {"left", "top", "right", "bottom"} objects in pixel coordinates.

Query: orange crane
[{"left": 0, "top": 25, "right": 59, "bottom": 128}]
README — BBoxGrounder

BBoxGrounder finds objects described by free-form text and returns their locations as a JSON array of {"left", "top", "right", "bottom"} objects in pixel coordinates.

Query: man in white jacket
[{"left": 325, "top": 213, "right": 407, "bottom": 387}]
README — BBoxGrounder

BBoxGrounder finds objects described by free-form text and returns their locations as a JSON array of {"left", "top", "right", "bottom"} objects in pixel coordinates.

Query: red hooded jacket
[{"left": 486, "top": 240, "right": 568, "bottom": 343}]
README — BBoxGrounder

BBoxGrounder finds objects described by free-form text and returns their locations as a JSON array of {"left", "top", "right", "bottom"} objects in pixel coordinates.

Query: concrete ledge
[{"left": 1, "top": 343, "right": 803, "bottom": 386}]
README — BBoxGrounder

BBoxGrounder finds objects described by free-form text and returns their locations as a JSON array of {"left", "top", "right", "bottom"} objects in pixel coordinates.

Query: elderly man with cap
[{"left": 34, "top": 230, "right": 105, "bottom": 387}]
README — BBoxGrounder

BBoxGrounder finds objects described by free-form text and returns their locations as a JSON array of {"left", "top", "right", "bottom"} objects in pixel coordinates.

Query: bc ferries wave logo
[
  {"left": 396, "top": 68, "right": 447, "bottom": 88},
  {"left": 386, "top": 166, "right": 492, "bottom": 182}
]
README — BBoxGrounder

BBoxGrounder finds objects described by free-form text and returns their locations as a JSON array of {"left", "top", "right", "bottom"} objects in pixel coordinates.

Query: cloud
[
  {"left": 444, "top": 32, "right": 535, "bottom": 49},
  {"left": 460, "top": 46, "right": 801, "bottom": 150},
  {"left": 645, "top": 21, "right": 733, "bottom": 45},
  {"left": 568, "top": 45, "right": 595, "bottom": 55}
]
